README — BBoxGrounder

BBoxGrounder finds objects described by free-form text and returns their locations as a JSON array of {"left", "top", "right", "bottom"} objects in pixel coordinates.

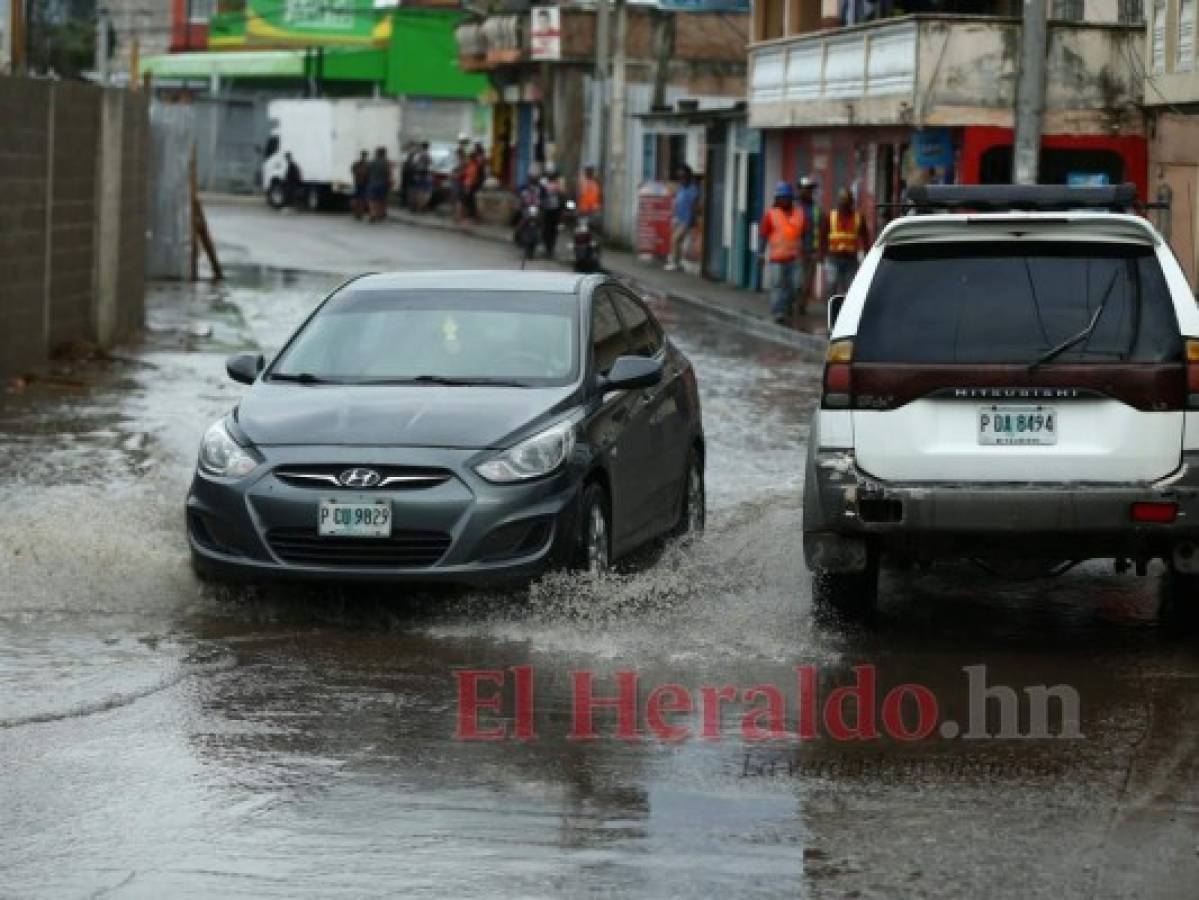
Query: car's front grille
[
  {"left": 266, "top": 527, "right": 452, "bottom": 568},
  {"left": 273, "top": 465, "right": 451, "bottom": 490}
]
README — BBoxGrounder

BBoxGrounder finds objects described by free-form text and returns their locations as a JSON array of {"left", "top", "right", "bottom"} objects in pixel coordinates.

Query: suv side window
[
  {"left": 591, "top": 291, "right": 630, "bottom": 375},
  {"left": 609, "top": 290, "right": 663, "bottom": 358}
]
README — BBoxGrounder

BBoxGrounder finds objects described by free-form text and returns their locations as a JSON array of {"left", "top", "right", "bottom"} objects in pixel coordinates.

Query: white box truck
[{"left": 260, "top": 99, "right": 402, "bottom": 210}]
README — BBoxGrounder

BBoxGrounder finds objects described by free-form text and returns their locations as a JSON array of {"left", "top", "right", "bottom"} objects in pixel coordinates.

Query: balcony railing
[{"left": 748, "top": 14, "right": 1142, "bottom": 129}]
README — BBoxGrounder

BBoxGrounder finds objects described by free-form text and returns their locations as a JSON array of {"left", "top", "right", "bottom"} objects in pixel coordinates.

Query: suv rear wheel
[{"left": 811, "top": 554, "right": 879, "bottom": 618}]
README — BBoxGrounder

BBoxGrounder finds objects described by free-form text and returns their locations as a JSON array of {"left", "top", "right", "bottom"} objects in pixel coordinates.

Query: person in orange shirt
[
  {"left": 577, "top": 165, "right": 602, "bottom": 216},
  {"left": 758, "top": 181, "right": 808, "bottom": 326}
]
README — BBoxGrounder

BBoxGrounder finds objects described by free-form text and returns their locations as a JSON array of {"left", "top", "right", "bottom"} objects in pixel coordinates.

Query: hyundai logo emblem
[{"left": 338, "top": 467, "right": 381, "bottom": 488}]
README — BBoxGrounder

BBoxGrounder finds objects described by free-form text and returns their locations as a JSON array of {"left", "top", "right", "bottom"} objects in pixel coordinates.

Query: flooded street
[{"left": 3, "top": 202, "right": 1199, "bottom": 898}]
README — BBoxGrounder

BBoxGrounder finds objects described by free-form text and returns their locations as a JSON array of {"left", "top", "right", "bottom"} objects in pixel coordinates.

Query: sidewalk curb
[{"left": 388, "top": 209, "right": 829, "bottom": 359}]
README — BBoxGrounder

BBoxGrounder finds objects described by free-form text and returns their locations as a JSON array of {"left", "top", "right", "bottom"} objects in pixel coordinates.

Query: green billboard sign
[{"left": 210, "top": 0, "right": 393, "bottom": 49}]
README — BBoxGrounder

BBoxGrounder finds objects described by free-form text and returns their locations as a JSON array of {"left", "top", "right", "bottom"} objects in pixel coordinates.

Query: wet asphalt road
[{"left": 2, "top": 200, "right": 1199, "bottom": 899}]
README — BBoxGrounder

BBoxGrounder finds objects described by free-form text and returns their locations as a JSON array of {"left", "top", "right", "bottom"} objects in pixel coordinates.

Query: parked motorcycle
[{"left": 566, "top": 200, "right": 602, "bottom": 273}]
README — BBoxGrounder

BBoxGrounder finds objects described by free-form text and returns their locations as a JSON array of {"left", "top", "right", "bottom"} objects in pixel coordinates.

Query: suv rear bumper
[{"left": 803, "top": 448, "right": 1199, "bottom": 572}]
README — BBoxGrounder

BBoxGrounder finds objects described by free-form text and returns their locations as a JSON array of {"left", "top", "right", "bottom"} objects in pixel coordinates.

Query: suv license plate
[
  {"left": 318, "top": 500, "right": 391, "bottom": 537},
  {"left": 978, "top": 406, "right": 1057, "bottom": 446}
]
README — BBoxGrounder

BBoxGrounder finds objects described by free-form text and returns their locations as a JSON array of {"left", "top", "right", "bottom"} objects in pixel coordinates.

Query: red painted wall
[
  {"left": 960, "top": 126, "right": 1148, "bottom": 201},
  {"left": 170, "top": 0, "right": 209, "bottom": 52}
]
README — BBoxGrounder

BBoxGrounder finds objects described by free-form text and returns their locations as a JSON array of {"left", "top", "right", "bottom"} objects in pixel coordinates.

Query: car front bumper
[
  {"left": 186, "top": 446, "right": 583, "bottom": 586},
  {"left": 803, "top": 448, "right": 1199, "bottom": 572}
]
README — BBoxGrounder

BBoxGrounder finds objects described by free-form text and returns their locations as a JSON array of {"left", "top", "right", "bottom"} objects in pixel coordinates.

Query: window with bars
[
  {"left": 1051, "top": 0, "right": 1084, "bottom": 20},
  {"left": 1180, "top": 0, "right": 1196, "bottom": 71},
  {"left": 1119, "top": 0, "right": 1145, "bottom": 23},
  {"left": 1153, "top": 0, "right": 1168, "bottom": 74}
]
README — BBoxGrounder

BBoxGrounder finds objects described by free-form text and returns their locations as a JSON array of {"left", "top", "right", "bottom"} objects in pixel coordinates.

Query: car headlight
[
  {"left": 475, "top": 420, "right": 576, "bottom": 484},
  {"left": 198, "top": 419, "right": 260, "bottom": 479}
]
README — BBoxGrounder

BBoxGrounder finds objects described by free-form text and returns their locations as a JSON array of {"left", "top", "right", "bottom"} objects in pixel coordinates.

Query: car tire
[
  {"left": 673, "top": 451, "right": 705, "bottom": 539},
  {"left": 1163, "top": 567, "right": 1199, "bottom": 620},
  {"left": 190, "top": 551, "right": 215, "bottom": 584},
  {"left": 811, "top": 553, "right": 879, "bottom": 619},
  {"left": 573, "top": 482, "right": 611, "bottom": 575},
  {"left": 266, "top": 179, "right": 287, "bottom": 209}
]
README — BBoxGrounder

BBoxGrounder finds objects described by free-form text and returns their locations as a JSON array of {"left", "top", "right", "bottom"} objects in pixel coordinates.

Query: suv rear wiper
[{"left": 1027, "top": 270, "right": 1120, "bottom": 372}]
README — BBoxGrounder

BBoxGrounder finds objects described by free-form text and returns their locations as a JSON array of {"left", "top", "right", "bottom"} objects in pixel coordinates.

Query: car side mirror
[
  {"left": 226, "top": 352, "right": 265, "bottom": 385},
  {"left": 827, "top": 294, "right": 846, "bottom": 332},
  {"left": 602, "top": 355, "right": 663, "bottom": 391}
]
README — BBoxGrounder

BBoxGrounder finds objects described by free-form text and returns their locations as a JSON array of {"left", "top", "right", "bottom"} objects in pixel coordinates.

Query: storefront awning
[{"left": 139, "top": 51, "right": 306, "bottom": 80}]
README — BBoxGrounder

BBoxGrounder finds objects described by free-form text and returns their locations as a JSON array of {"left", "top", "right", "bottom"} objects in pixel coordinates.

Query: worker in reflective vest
[
  {"left": 821, "top": 187, "right": 871, "bottom": 300},
  {"left": 758, "top": 181, "right": 808, "bottom": 326}
]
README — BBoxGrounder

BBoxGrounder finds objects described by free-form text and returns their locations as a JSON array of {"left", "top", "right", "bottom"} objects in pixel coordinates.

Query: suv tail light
[
  {"left": 823, "top": 339, "right": 854, "bottom": 409},
  {"left": 1188, "top": 340, "right": 1199, "bottom": 408}
]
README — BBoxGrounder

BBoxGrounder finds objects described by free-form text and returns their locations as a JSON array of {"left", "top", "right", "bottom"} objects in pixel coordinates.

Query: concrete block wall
[
  {"left": 0, "top": 78, "right": 53, "bottom": 374},
  {"left": 0, "top": 76, "right": 148, "bottom": 377}
]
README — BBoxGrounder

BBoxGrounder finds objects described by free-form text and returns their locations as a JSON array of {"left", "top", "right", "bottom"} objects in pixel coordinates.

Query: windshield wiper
[
  {"left": 269, "top": 372, "right": 335, "bottom": 384},
  {"left": 1027, "top": 270, "right": 1121, "bottom": 372},
  {"left": 406, "top": 375, "right": 533, "bottom": 387}
]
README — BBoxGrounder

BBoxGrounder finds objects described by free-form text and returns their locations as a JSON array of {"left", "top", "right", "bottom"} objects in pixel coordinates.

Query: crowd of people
[
  {"left": 277, "top": 140, "right": 863, "bottom": 331},
  {"left": 758, "top": 177, "right": 870, "bottom": 327}
]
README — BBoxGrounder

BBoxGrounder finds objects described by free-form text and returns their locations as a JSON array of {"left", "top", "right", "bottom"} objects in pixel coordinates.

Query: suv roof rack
[{"left": 896, "top": 183, "right": 1148, "bottom": 214}]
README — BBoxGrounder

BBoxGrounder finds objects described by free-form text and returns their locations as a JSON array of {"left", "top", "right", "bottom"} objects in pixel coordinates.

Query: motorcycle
[
  {"left": 566, "top": 200, "right": 602, "bottom": 273},
  {"left": 514, "top": 195, "right": 541, "bottom": 265}
]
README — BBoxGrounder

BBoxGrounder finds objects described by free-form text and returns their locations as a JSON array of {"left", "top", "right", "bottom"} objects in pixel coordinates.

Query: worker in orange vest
[
  {"left": 758, "top": 181, "right": 808, "bottom": 326},
  {"left": 578, "top": 165, "right": 602, "bottom": 216},
  {"left": 821, "top": 187, "right": 871, "bottom": 300}
]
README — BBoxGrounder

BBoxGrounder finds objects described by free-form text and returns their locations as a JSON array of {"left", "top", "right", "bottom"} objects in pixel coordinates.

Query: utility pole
[
  {"left": 588, "top": 0, "right": 610, "bottom": 177},
  {"left": 95, "top": 6, "right": 109, "bottom": 84},
  {"left": 608, "top": 0, "right": 627, "bottom": 238},
  {"left": 1013, "top": 0, "right": 1047, "bottom": 185}
]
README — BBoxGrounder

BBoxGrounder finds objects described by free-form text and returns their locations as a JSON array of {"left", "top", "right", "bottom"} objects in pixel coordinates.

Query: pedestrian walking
[
  {"left": 758, "top": 182, "right": 806, "bottom": 326},
  {"left": 795, "top": 176, "right": 822, "bottom": 314},
  {"left": 462, "top": 143, "right": 485, "bottom": 222},
  {"left": 410, "top": 142, "right": 432, "bottom": 212},
  {"left": 351, "top": 150, "right": 369, "bottom": 220},
  {"left": 578, "top": 165, "right": 602, "bottom": 216},
  {"left": 822, "top": 188, "right": 871, "bottom": 298},
  {"left": 367, "top": 146, "right": 392, "bottom": 222},
  {"left": 283, "top": 152, "right": 303, "bottom": 210},
  {"left": 452, "top": 134, "right": 470, "bottom": 224},
  {"left": 665, "top": 166, "right": 699, "bottom": 271},
  {"left": 539, "top": 164, "right": 566, "bottom": 258}
]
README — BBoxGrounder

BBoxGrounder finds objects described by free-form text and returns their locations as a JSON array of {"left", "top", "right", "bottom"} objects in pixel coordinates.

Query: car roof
[{"left": 348, "top": 270, "right": 592, "bottom": 295}]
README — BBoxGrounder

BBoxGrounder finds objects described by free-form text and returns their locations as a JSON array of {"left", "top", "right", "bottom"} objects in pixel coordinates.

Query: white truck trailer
[{"left": 260, "top": 99, "right": 402, "bottom": 209}]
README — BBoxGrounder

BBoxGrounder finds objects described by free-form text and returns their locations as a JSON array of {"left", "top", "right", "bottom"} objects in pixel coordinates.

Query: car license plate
[
  {"left": 978, "top": 405, "right": 1057, "bottom": 446},
  {"left": 318, "top": 500, "right": 391, "bottom": 537}
]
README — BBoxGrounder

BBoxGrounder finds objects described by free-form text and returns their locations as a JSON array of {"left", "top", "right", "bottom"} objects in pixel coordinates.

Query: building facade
[
  {"left": 1145, "top": 0, "right": 1199, "bottom": 286},
  {"left": 749, "top": 1, "right": 1148, "bottom": 242},
  {"left": 456, "top": 3, "right": 749, "bottom": 247}
]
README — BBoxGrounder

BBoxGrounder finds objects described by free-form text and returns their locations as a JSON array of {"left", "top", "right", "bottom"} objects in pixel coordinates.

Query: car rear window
[{"left": 854, "top": 242, "right": 1183, "bottom": 364}]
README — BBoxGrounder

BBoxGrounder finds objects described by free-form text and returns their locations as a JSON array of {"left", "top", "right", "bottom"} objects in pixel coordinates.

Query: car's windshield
[
  {"left": 855, "top": 242, "right": 1183, "bottom": 364},
  {"left": 271, "top": 289, "right": 579, "bottom": 385}
]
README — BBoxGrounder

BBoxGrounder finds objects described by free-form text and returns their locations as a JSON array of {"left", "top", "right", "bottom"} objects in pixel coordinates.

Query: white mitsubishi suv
[{"left": 803, "top": 184, "right": 1199, "bottom": 615}]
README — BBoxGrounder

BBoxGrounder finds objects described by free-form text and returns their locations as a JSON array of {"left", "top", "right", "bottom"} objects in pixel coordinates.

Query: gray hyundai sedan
[{"left": 186, "top": 270, "right": 704, "bottom": 585}]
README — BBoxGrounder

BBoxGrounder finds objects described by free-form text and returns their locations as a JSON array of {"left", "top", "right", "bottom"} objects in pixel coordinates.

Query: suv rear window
[{"left": 855, "top": 242, "right": 1183, "bottom": 364}]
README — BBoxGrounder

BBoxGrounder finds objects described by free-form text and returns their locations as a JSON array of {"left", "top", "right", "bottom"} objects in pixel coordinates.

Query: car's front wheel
[
  {"left": 674, "top": 451, "right": 705, "bottom": 538},
  {"left": 573, "top": 482, "right": 611, "bottom": 575}
]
